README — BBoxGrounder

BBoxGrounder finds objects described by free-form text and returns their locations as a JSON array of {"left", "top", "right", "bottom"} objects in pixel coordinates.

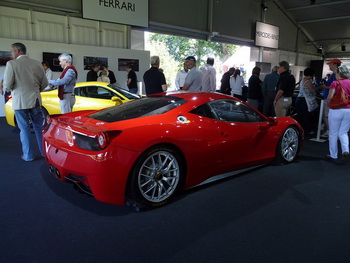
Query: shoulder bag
[{"left": 329, "top": 80, "right": 349, "bottom": 109}]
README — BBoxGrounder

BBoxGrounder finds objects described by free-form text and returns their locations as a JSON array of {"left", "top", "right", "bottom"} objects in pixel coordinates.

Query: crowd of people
[
  {"left": 2, "top": 41, "right": 350, "bottom": 163},
  {"left": 140, "top": 54, "right": 350, "bottom": 163}
]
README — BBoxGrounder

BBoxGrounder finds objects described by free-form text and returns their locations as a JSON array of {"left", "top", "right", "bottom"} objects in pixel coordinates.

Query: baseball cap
[
  {"left": 185, "top": 56, "right": 196, "bottom": 62},
  {"left": 326, "top": 59, "right": 342, "bottom": 64}
]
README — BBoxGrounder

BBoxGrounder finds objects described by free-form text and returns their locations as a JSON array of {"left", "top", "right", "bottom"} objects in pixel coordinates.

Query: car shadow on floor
[{"left": 40, "top": 163, "right": 135, "bottom": 216}]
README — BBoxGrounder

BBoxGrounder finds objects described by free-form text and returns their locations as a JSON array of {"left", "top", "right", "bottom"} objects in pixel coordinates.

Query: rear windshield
[{"left": 88, "top": 96, "right": 187, "bottom": 123}]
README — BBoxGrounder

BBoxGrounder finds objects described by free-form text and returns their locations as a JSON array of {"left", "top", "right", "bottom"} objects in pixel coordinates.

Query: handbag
[{"left": 329, "top": 80, "right": 349, "bottom": 109}]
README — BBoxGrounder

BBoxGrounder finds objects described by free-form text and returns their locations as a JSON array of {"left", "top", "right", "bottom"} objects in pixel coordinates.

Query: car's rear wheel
[
  {"left": 127, "top": 145, "right": 184, "bottom": 208},
  {"left": 275, "top": 126, "right": 299, "bottom": 164}
]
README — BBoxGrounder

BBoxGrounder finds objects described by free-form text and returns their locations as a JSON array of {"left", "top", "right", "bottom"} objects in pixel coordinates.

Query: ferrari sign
[
  {"left": 82, "top": 0, "right": 148, "bottom": 27},
  {"left": 255, "top": 21, "right": 279, "bottom": 49}
]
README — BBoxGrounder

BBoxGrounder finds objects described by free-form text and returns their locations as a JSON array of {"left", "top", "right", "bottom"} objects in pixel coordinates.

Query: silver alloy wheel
[
  {"left": 138, "top": 150, "right": 180, "bottom": 203},
  {"left": 281, "top": 127, "right": 299, "bottom": 162}
]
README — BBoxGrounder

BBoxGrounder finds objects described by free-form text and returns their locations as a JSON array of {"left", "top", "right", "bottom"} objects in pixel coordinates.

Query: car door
[
  {"left": 208, "top": 99, "right": 274, "bottom": 172},
  {"left": 73, "top": 85, "right": 120, "bottom": 111}
]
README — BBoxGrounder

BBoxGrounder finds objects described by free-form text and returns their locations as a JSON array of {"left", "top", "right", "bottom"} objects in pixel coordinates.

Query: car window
[
  {"left": 91, "top": 86, "right": 114, "bottom": 99},
  {"left": 108, "top": 84, "right": 141, "bottom": 100},
  {"left": 189, "top": 104, "right": 215, "bottom": 119},
  {"left": 208, "top": 100, "right": 265, "bottom": 123},
  {"left": 76, "top": 86, "right": 113, "bottom": 99},
  {"left": 89, "top": 96, "right": 187, "bottom": 123}
]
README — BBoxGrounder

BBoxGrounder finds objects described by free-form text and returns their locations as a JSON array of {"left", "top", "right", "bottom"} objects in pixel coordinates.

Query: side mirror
[
  {"left": 268, "top": 117, "right": 278, "bottom": 126},
  {"left": 111, "top": 96, "right": 123, "bottom": 105}
]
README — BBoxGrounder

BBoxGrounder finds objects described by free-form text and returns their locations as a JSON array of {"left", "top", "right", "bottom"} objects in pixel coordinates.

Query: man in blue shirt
[
  {"left": 182, "top": 56, "right": 202, "bottom": 92},
  {"left": 262, "top": 65, "right": 279, "bottom": 116}
]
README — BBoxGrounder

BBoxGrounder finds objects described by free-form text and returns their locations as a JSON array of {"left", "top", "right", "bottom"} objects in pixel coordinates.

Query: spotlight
[
  {"left": 317, "top": 45, "right": 323, "bottom": 54},
  {"left": 310, "top": 0, "right": 316, "bottom": 4},
  {"left": 261, "top": 2, "right": 268, "bottom": 11},
  {"left": 341, "top": 44, "right": 346, "bottom": 52}
]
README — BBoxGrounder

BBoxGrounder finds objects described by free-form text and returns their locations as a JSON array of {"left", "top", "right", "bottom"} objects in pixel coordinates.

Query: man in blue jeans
[{"left": 3, "top": 42, "right": 48, "bottom": 161}]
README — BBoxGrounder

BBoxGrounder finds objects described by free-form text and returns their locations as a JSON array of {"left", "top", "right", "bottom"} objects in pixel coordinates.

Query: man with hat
[
  {"left": 182, "top": 56, "right": 203, "bottom": 91},
  {"left": 320, "top": 58, "right": 342, "bottom": 138}
]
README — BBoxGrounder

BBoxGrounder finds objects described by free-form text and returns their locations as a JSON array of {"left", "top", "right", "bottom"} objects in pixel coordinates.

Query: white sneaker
[{"left": 320, "top": 131, "right": 329, "bottom": 138}]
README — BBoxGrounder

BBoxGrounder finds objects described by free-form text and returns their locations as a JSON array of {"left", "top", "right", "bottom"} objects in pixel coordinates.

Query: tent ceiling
[
  {"left": 1, "top": 0, "right": 349, "bottom": 58},
  {"left": 275, "top": 0, "right": 350, "bottom": 58}
]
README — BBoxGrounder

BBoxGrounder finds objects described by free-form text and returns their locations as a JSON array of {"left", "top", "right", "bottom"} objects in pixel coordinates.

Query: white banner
[
  {"left": 82, "top": 0, "right": 148, "bottom": 27},
  {"left": 255, "top": 21, "right": 279, "bottom": 49}
]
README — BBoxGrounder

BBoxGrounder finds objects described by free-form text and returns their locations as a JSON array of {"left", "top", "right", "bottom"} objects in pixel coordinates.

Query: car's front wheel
[
  {"left": 127, "top": 145, "right": 184, "bottom": 208},
  {"left": 275, "top": 126, "right": 299, "bottom": 164}
]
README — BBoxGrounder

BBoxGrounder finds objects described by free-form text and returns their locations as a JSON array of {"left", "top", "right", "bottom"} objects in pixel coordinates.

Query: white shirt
[
  {"left": 43, "top": 68, "right": 53, "bottom": 91},
  {"left": 45, "top": 68, "right": 53, "bottom": 80},
  {"left": 201, "top": 64, "right": 216, "bottom": 92},
  {"left": 230, "top": 75, "right": 245, "bottom": 96},
  {"left": 175, "top": 69, "right": 188, "bottom": 89}
]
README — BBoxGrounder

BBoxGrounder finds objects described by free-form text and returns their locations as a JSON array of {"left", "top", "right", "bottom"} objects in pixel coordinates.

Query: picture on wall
[
  {"left": 43, "top": 52, "right": 73, "bottom": 72},
  {"left": 118, "top": 58, "right": 139, "bottom": 72},
  {"left": 256, "top": 62, "right": 271, "bottom": 81},
  {"left": 83, "top": 56, "right": 108, "bottom": 70},
  {"left": 0, "top": 51, "right": 12, "bottom": 66}
]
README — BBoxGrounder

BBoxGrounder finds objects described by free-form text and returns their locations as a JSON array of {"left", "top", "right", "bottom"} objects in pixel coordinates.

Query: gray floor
[{"left": 1, "top": 117, "right": 349, "bottom": 263}]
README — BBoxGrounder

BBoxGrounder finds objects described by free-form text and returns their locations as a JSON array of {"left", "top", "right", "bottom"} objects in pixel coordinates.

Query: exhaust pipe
[
  {"left": 49, "top": 165, "right": 55, "bottom": 174},
  {"left": 49, "top": 165, "right": 62, "bottom": 179},
  {"left": 55, "top": 168, "right": 61, "bottom": 179}
]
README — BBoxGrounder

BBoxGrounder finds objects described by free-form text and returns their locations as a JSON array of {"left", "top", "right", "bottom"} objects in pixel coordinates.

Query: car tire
[
  {"left": 275, "top": 126, "right": 299, "bottom": 164},
  {"left": 127, "top": 145, "right": 185, "bottom": 208}
]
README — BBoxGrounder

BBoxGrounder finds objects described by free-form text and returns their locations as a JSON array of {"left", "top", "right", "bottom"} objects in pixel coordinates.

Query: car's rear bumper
[{"left": 43, "top": 138, "right": 138, "bottom": 205}]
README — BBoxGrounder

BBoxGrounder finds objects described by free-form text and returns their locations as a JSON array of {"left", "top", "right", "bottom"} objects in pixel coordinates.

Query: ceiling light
[
  {"left": 341, "top": 44, "right": 346, "bottom": 52},
  {"left": 261, "top": 2, "right": 268, "bottom": 12}
]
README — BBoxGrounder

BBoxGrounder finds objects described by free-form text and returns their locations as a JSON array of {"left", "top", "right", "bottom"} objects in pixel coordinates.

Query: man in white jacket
[
  {"left": 201, "top": 57, "right": 216, "bottom": 92},
  {"left": 4, "top": 42, "right": 48, "bottom": 161}
]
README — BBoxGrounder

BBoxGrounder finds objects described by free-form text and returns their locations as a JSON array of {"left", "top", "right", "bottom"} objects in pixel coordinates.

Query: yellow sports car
[{"left": 5, "top": 81, "right": 140, "bottom": 127}]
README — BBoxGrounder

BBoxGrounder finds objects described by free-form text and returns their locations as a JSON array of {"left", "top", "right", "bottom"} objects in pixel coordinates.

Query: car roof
[
  {"left": 75, "top": 81, "right": 110, "bottom": 87},
  {"left": 152, "top": 91, "right": 241, "bottom": 104}
]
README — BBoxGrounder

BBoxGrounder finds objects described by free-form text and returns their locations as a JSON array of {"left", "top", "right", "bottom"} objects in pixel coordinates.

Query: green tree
[{"left": 149, "top": 33, "right": 238, "bottom": 66}]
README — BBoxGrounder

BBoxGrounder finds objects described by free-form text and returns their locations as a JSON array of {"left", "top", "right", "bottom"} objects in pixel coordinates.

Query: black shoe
[
  {"left": 326, "top": 154, "right": 338, "bottom": 161},
  {"left": 341, "top": 152, "right": 349, "bottom": 163}
]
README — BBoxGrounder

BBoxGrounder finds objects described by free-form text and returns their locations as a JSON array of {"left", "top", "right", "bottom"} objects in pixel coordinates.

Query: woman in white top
[
  {"left": 230, "top": 69, "right": 245, "bottom": 101},
  {"left": 97, "top": 70, "right": 110, "bottom": 84},
  {"left": 295, "top": 68, "right": 318, "bottom": 134}
]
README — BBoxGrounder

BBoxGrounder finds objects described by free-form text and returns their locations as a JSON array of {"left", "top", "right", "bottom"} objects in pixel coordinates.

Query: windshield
[
  {"left": 88, "top": 96, "right": 187, "bottom": 123},
  {"left": 108, "top": 84, "right": 141, "bottom": 100}
]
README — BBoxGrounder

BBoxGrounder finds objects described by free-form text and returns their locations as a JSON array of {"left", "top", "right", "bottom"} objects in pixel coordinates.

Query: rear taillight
[
  {"left": 75, "top": 130, "right": 122, "bottom": 151},
  {"left": 97, "top": 132, "right": 108, "bottom": 149}
]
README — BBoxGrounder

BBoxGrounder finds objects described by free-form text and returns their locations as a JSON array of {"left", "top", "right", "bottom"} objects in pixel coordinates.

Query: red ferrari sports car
[{"left": 43, "top": 92, "right": 303, "bottom": 208}]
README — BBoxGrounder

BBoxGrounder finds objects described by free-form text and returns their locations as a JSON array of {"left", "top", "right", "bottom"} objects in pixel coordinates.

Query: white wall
[{"left": 0, "top": 38, "right": 150, "bottom": 117}]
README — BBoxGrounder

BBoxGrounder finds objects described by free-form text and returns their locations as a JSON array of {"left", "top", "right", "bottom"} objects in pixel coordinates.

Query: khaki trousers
[{"left": 274, "top": 97, "right": 292, "bottom": 117}]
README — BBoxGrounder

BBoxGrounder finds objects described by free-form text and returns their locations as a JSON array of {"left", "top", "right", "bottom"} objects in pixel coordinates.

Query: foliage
[
  {"left": 149, "top": 33, "right": 238, "bottom": 66},
  {"left": 144, "top": 36, "right": 179, "bottom": 90}
]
